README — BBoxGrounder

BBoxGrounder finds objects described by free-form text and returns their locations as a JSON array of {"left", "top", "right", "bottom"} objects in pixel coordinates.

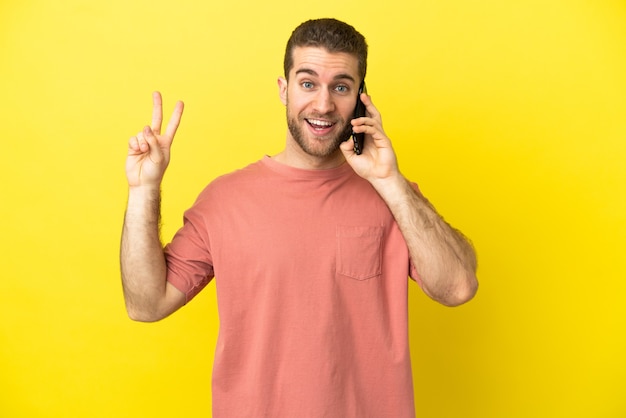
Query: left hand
[{"left": 340, "top": 92, "right": 401, "bottom": 185}]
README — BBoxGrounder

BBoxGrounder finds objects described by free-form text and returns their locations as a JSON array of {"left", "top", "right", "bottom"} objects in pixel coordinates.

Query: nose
[{"left": 312, "top": 88, "right": 335, "bottom": 114}]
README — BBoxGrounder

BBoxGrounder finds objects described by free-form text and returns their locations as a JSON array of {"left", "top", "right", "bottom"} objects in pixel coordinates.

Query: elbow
[
  {"left": 424, "top": 270, "right": 478, "bottom": 307},
  {"left": 127, "top": 311, "right": 159, "bottom": 323},
  {"left": 441, "top": 272, "right": 479, "bottom": 307},
  {"left": 125, "top": 303, "right": 168, "bottom": 323},
  {"left": 122, "top": 281, "right": 184, "bottom": 322}
]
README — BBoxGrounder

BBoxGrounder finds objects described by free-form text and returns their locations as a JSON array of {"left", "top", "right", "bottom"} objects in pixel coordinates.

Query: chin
[
  {"left": 287, "top": 115, "right": 351, "bottom": 159},
  {"left": 301, "top": 137, "right": 343, "bottom": 158}
]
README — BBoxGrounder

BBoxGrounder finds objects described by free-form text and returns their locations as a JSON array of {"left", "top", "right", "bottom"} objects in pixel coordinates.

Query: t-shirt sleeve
[{"left": 164, "top": 201, "right": 214, "bottom": 303}]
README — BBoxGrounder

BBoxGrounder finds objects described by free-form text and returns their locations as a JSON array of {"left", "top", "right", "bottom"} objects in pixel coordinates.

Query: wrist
[
  {"left": 128, "top": 183, "right": 161, "bottom": 197},
  {"left": 371, "top": 171, "right": 410, "bottom": 203},
  {"left": 126, "top": 185, "right": 162, "bottom": 221}
]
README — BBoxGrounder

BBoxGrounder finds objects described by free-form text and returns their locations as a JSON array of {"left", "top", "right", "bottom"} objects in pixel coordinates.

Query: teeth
[{"left": 307, "top": 119, "right": 333, "bottom": 127}]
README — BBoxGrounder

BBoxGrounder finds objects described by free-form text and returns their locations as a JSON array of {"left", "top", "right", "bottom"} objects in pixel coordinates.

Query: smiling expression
[{"left": 278, "top": 47, "right": 360, "bottom": 162}]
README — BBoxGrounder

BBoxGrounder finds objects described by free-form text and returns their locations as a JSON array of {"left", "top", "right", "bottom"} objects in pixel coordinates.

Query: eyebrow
[{"left": 294, "top": 68, "right": 356, "bottom": 83}]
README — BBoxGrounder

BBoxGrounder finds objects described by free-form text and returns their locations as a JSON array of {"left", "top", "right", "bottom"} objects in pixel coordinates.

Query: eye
[
  {"left": 301, "top": 81, "right": 314, "bottom": 89},
  {"left": 335, "top": 85, "right": 349, "bottom": 93}
]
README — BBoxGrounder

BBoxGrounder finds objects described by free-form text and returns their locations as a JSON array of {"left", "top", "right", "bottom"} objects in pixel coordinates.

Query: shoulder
[{"left": 193, "top": 159, "right": 270, "bottom": 202}]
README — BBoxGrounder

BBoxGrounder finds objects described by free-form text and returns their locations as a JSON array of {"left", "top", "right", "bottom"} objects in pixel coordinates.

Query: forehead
[{"left": 290, "top": 46, "right": 359, "bottom": 81}]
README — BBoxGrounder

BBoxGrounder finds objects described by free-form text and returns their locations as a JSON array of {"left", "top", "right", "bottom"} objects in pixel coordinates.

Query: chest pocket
[{"left": 336, "top": 225, "right": 383, "bottom": 280}]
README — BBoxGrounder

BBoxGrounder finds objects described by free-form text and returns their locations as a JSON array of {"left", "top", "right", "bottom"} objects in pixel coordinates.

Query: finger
[
  {"left": 351, "top": 122, "right": 390, "bottom": 147},
  {"left": 128, "top": 136, "right": 141, "bottom": 153},
  {"left": 164, "top": 100, "right": 185, "bottom": 138},
  {"left": 143, "top": 126, "right": 163, "bottom": 163},
  {"left": 361, "top": 93, "right": 382, "bottom": 124},
  {"left": 151, "top": 91, "right": 163, "bottom": 134},
  {"left": 128, "top": 131, "right": 150, "bottom": 154},
  {"left": 351, "top": 117, "right": 383, "bottom": 133},
  {"left": 340, "top": 137, "right": 356, "bottom": 155},
  {"left": 353, "top": 123, "right": 384, "bottom": 138},
  {"left": 134, "top": 131, "right": 150, "bottom": 153}
]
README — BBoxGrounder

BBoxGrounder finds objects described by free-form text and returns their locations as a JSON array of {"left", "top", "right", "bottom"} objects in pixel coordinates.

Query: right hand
[{"left": 126, "top": 91, "right": 184, "bottom": 188}]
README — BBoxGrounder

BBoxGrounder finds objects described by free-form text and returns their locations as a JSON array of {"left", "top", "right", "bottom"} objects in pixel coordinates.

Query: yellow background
[{"left": 1, "top": 0, "right": 625, "bottom": 417}]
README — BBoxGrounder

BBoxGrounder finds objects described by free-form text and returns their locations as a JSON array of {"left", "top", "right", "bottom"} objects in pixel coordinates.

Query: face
[{"left": 278, "top": 47, "right": 360, "bottom": 160}]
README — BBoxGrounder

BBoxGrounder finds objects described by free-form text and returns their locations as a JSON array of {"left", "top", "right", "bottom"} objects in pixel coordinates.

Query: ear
[{"left": 277, "top": 77, "right": 288, "bottom": 105}]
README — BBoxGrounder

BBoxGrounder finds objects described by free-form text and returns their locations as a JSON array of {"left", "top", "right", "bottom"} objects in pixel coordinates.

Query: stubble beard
[{"left": 286, "top": 106, "right": 353, "bottom": 159}]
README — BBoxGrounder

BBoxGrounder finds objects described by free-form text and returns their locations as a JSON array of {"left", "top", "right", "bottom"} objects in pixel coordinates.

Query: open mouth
[{"left": 306, "top": 118, "right": 335, "bottom": 133}]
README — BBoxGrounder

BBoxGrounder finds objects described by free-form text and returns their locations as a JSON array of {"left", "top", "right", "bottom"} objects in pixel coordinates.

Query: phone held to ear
[{"left": 351, "top": 81, "right": 367, "bottom": 155}]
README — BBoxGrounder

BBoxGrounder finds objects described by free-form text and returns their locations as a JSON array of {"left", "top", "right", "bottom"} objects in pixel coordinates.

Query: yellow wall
[{"left": 1, "top": 0, "right": 624, "bottom": 417}]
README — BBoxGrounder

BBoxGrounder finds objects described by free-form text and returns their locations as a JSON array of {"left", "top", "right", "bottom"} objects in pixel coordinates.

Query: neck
[{"left": 272, "top": 138, "right": 346, "bottom": 170}]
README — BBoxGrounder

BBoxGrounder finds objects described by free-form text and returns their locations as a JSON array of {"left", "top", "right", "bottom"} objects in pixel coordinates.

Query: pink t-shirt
[{"left": 165, "top": 156, "right": 419, "bottom": 417}]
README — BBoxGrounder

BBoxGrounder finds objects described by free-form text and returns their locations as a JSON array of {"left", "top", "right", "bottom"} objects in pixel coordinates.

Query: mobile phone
[{"left": 351, "top": 81, "right": 367, "bottom": 155}]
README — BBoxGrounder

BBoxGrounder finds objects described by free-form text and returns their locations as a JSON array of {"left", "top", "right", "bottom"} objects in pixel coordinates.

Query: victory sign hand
[{"left": 126, "top": 92, "right": 184, "bottom": 188}]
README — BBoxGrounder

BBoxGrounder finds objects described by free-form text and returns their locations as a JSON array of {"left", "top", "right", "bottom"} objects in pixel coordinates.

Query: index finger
[
  {"left": 151, "top": 91, "right": 163, "bottom": 134},
  {"left": 362, "top": 93, "right": 382, "bottom": 125},
  {"left": 164, "top": 100, "right": 185, "bottom": 138}
]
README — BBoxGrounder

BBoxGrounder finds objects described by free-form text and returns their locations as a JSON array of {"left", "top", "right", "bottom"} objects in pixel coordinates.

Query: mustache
[{"left": 300, "top": 113, "right": 341, "bottom": 123}]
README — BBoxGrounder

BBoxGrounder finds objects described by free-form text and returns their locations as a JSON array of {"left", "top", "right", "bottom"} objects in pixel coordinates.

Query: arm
[
  {"left": 341, "top": 93, "right": 478, "bottom": 306},
  {"left": 371, "top": 174, "right": 478, "bottom": 306},
  {"left": 120, "top": 92, "right": 186, "bottom": 322}
]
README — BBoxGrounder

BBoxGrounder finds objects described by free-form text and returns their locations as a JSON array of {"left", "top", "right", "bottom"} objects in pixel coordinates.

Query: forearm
[
  {"left": 373, "top": 174, "right": 478, "bottom": 306},
  {"left": 120, "top": 186, "right": 170, "bottom": 321}
]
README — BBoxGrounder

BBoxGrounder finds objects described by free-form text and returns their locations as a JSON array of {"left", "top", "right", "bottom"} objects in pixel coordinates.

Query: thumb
[{"left": 340, "top": 137, "right": 356, "bottom": 155}]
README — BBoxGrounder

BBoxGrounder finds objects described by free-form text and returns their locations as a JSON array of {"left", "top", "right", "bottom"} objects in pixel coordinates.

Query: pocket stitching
[{"left": 336, "top": 225, "right": 383, "bottom": 281}]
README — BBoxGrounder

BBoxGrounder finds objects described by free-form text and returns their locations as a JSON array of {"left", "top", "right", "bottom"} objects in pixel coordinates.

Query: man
[{"left": 121, "top": 18, "right": 478, "bottom": 417}]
